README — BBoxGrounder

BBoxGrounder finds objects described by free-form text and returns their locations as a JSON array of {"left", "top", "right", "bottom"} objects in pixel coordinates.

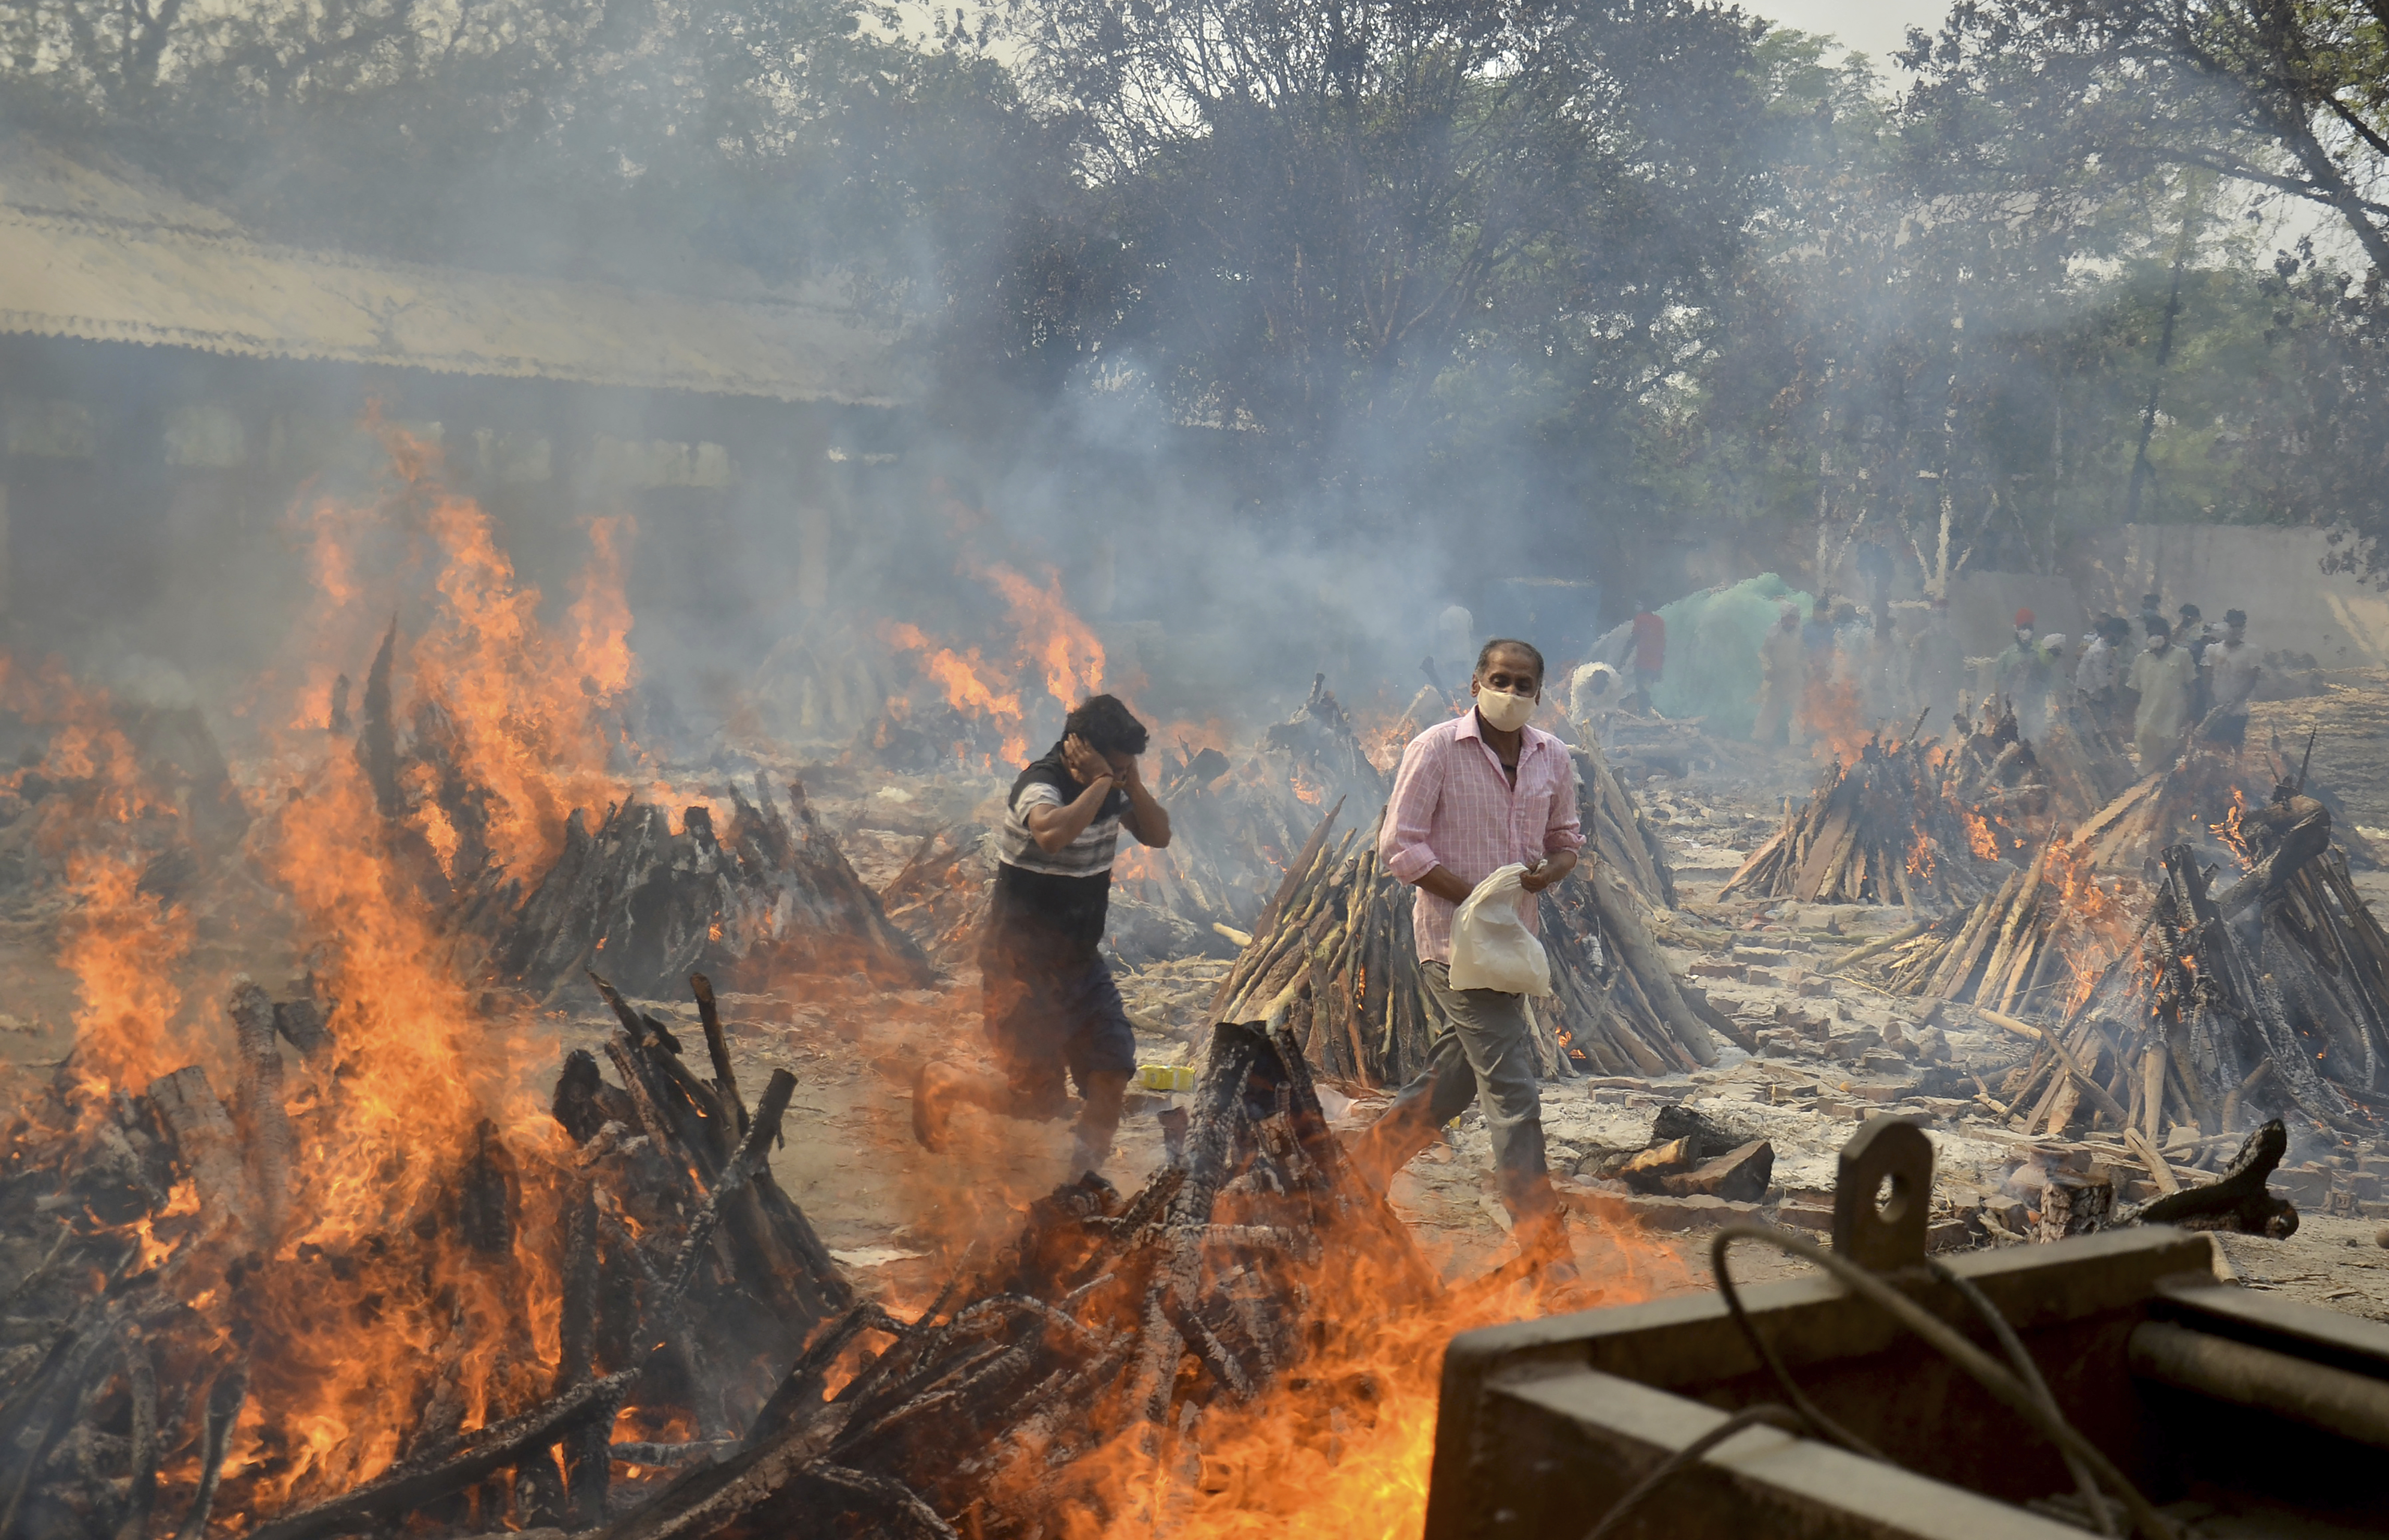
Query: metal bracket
[{"left": 1832, "top": 1117, "right": 1934, "bottom": 1271}]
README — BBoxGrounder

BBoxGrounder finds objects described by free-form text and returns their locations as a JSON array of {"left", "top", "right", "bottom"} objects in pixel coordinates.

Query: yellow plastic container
[{"left": 1137, "top": 1064, "right": 1197, "bottom": 1092}]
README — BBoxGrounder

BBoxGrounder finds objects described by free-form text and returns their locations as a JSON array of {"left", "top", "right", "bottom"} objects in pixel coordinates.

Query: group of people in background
[
  {"left": 2071, "top": 595, "right": 2264, "bottom": 769},
  {"left": 1749, "top": 588, "right": 2262, "bottom": 772}
]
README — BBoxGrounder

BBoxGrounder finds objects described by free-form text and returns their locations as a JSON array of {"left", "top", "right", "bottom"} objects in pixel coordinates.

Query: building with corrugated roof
[{"left": 0, "top": 134, "right": 918, "bottom": 694}]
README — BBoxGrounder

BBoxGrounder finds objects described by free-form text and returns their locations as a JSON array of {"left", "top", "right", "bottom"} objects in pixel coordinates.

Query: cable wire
[
  {"left": 1578, "top": 1225, "right": 2177, "bottom": 1538},
  {"left": 1708, "top": 1226, "right": 2176, "bottom": 1540}
]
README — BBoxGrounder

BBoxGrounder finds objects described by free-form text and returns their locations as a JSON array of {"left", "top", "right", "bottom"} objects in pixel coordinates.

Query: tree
[
  {"left": 998, "top": 0, "right": 1775, "bottom": 500},
  {"left": 1902, "top": 0, "right": 2389, "bottom": 272}
]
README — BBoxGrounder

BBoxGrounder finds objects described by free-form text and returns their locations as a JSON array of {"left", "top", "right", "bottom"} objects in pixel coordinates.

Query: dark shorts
[
  {"left": 2203, "top": 708, "right": 2249, "bottom": 747},
  {"left": 981, "top": 953, "right": 1137, "bottom": 1117}
]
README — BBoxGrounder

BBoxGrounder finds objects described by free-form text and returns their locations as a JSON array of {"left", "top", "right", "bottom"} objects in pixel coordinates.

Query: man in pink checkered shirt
[{"left": 1351, "top": 638, "right": 1585, "bottom": 1275}]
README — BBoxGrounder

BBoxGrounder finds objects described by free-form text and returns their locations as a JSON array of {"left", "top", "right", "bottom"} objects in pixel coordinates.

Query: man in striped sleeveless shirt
[{"left": 913, "top": 695, "right": 1172, "bottom": 1176}]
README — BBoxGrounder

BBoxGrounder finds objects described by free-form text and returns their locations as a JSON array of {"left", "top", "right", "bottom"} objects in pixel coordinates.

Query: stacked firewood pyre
[
  {"left": 1115, "top": 676, "right": 1394, "bottom": 948},
  {"left": 334, "top": 622, "right": 933, "bottom": 1000},
  {"left": 1874, "top": 835, "right": 2125, "bottom": 1016},
  {"left": 590, "top": 1014, "right": 1439, "bottom": 1539},
  {"left": 465, "top": 778, "right": 934, "bottom": 1000},
  {"left": 0, "top": 972, "right": 851, "bottom": 1540},
  {"left": 1941, "top": 700, "right": 2141, "bottom": 833},
  {"left": 2022, "top": 794, "right": 2389, "bottom": 1146},
  {"left": 1210, "top": 737, "right": 1739, "bottom": 1088},
  {"left": 1722, "top": 730, "right": 2017, "bottom": 906}
]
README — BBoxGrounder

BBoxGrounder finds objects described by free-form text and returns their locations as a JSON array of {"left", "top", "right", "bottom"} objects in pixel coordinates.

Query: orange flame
[
  {"left": 567, "top": 514, "right": 639, "bottom": 701},
  {"left": 36, "top": 422, "right": 646, "bottom": 1518}
]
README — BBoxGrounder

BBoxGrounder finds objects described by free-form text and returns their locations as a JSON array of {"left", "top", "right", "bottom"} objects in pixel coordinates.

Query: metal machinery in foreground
[{"left": 1426, "top": 1118, "right": 2389, "bottom": 1538}]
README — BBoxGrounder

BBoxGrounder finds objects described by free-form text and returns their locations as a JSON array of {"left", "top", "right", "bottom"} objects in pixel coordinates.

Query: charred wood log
[
  {"left": 2134, "top": 1120, "right": 2299, "bottom": 1237},
  {"left": 357, "top": 618, "right": 400, "bottom": 819},
  {"left": 143, "top": 1066, "right": 247, "bottom": 1239},
  {"left": 171, "top": 1359, "right": 247, "bottom": 1540},
  {"left": 246, "top": 1368, "right": 636, "bottom": 1540},
  {"left": 110, "top": 1321, "right": 158, "bottom": 1540}
]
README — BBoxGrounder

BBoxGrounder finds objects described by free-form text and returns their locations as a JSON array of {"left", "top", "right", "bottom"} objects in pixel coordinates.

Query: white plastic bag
[{"left": 1447, "top": 863, "right": 1552, "bottom": 996}]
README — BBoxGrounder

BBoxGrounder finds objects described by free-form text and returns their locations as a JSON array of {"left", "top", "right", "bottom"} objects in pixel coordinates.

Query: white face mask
[{"left": 1476, "top": 686, "right": 1537, "bottom": 732}]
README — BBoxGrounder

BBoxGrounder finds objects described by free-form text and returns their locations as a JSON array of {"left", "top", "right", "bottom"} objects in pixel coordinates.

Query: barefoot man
[
  {"left": 1349, "top": 639, "right": 1584, "bottom": 1275},
  {"left": 914, "top": 694, "right": 1171, "bottom": 1176}
]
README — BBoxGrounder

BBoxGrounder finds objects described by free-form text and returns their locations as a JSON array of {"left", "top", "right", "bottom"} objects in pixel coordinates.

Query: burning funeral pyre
[
  {"left": 2031, "top": 800, "right": 2389, "bottom": 1143},
  {"left": 1722, "top": 729, "right": 2017, "bottom": 906},
  {"left": 313, "top": 618, "right": 935, "bottom": 1004},
  {"left": 2, "top": 984, "right": 1581, "bottom": 1540}
]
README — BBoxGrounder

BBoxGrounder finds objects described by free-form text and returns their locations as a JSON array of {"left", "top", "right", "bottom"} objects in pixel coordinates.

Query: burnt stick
[
  {"left": 663, "top": 1069, "right": 799, "bottom": 1300},
  {"left": 245, "top": 1369, "right": 637, "bottom": 1540},
  {"left": 689, "top": 972, "right": 748, "bottom": 1136},
  {"left": 171, "top": 1358, "right": 247, "bottom": 1540},
  {"left": 112, "top": 1323, "right": 158, "bottom": 1540}
]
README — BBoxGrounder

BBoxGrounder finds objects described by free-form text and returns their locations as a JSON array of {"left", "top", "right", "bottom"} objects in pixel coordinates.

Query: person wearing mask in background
[
  {"left": 1995, "top": 608, "right": 2057, "bottom": 740},
  {"left": 1910, "top": 595, "right": 1966, "bottom": 737},
  {"left": 2177, "top": 603, "right": 2213, "bottom": 726},
  {"left": 1629, "top": 599, "right": 1666, "bottom": 708},
  {"left": 1350, "top": 640, "right": 1584, "bottom": 1278},
  {"left": 2202, "top": 608, "right": 2263, "bottom": 759},
  {"left": 1855, "top": 538, "right": 1895, "bottom": 630},
  {"left": 2140, "top": 592, "right": 2168, "bottom": 640},
  {"left": 913, "top": 694, "right": 1172, "bottom": 1175},
  {"left": 2076, "top": 615, "right": 2127, "bottom": 733},
  {"left": 1753, "top": 605, "right": 1806, "bottom": 747},
  {"left": 1826, "top": 600, "right": 1874, "bottom": 728},
  {"left": 2129, "top": 618, "right": 2196, "bottom": 771}
]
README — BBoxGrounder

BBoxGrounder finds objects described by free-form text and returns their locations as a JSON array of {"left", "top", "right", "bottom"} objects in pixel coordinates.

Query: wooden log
[
  {"left": 1979, "top": 1008, "right": 2134, "bottom": 1130},
  {"left": 0, "top": 1309, "right": 113, "bottom": 1536},
  {"left": 1978, "top": 855, "right": 2045, "bottom": 1007},
  {"left": 227, "top": 978, "right": 293, "bottom": 1243},
  {"left": 557, "top": 1186, "right": 607, "bottom": 1527},
  {"left": 2121, "top": 1127, "right": 2182, "bottom": 1197},
  {"left": 172, "top": 1360, "right": 247, "bottom": 1540},
  {"left": 144, "top": 1066, "right": 246, "bottom": 1237},
  {"left": 2135, "top": 1120, "right": 2296, "bottom": 1234},
  {"left": 1794, "top": 804, "right": 1858, "bottom": 903},
  {"left": 248, "top": 1370, "right": 638, "bottom": 1540},
  {"left": 1819, "top": 920, "right": 1932, "bottom": 976},
  {"left": 1588, "top": 866, "right": 1715, "bottom": 1066},
  {"left": 690, "top": 973, "right": 747, "bottom": 1138},
  {"left": 1929, "top": 873, "right": 2014, "bottom": 998},
  {"left": 112, "top": 1323, "right": 158, "bottom": 1540},
  {"left": 667, "top": 1070, "right": 804, "bottom": 1297}
]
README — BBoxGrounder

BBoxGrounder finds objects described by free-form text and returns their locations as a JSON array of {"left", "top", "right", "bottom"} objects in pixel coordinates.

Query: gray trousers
[{"left": 1350, "top": 961, "right": 1557, "bottom": 1228}]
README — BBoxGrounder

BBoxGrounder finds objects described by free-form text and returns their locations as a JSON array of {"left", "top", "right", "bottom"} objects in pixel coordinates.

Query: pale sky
[{"left": 1747, "top": 0, "right": 1955, "bottom": 70}]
